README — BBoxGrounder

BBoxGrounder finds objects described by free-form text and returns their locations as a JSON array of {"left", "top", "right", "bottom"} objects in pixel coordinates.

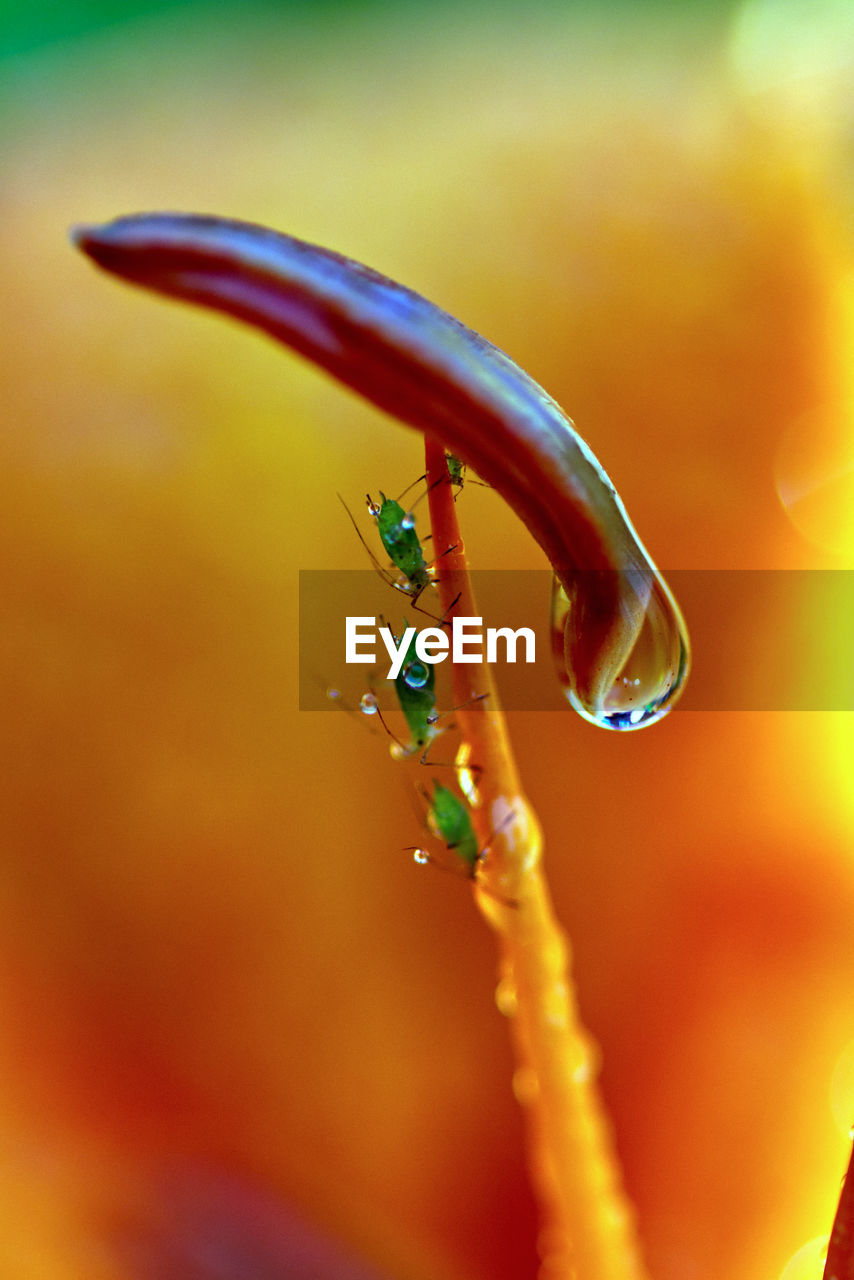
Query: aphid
[
  {"left": 426, "top": 781, "right": 479, "bottom": 870},
  {"left": 340, "top": 625, "right": 438, "bottom": 760},
  {"left": 366, "top": 491, "right": 431, "bottom": 599},
  {"left": 387, "top": 628, "right": 439, "bottom": 759},
  {"left": 445, "top": 452, "right": 489, "bottom": 498},
  {"left": 365, "top": 625, "right": 486, "bottom": 773},
  {"left": 410, "top": 781, "right": 515, "bottom": 905},
  {"left": 338, "top": 490, "right": 428, "bottom": 603},
  {"left": 445, "top": 453, "right": 465, "bottom": 490},
  {"left": 340, "top": 483, "right": 459, "bottom": 622}
]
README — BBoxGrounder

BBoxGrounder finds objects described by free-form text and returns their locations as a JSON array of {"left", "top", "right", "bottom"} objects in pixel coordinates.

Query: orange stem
[{"left": 425, "top": 435, "right": 650, "bottom": 1280}]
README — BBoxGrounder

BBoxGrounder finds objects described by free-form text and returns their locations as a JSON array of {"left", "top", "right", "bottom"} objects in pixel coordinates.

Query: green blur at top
[
  {"left": 0, "top": 0, "right": 742, "bottom": 63},
  {"left": 0, "top": 0, "right": 387, "bottom": 61}
]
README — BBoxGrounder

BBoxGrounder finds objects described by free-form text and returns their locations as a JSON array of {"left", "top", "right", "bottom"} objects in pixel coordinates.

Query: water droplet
[
  {"left": 602, "top": 1202, "right": 629, "bottom": 1233},
  {"left": 326, "top": 687, "right": 342, "bottom": 702},
  {"left": 403, "top": 660, "right": 429, "bottom": 689},
  {"left": 366, "top": 497, "right": 381, "bottom": 518},
  {"left": 563, "top": 1028, "right": 600, "bottom": 1083},
  {"left": 543, "top": 980, "right": 569, "bottom": 1030},
  {"left": 494, "top": 975, "right": 518, "bottom": 1018},
  {"left": 455, "top": 742, "right": 480, "bottom": 805},
  {"left": 401, "top": 510, "right": 415, "bottom": 530},
  {"left": 359, "top": 692, "right": 378, "bottom": 716},
  {"left": 389, "top": 741, "right": 411, "bottom": 762},
  {"left": 412, "top": 847, "right": 430, "bottom": 865},
  {"left": 550, "top": 569, "right": 689, "bottom": 731},
  {"left": 573, "top": 1060, "right": 592, "bottom": 1084}
]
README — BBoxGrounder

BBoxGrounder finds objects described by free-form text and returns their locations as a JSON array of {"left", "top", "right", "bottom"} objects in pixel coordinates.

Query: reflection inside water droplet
[
  {"left": 550, "top": 568, "right": 689, "bottom": 731},
  {"left": 359, "top": 692, "right": 378, "bottom": 716}
]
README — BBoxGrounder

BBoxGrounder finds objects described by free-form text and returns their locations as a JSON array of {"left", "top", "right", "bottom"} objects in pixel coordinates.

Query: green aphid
[
  {"left": 368, "top": 492, "right": 431, "bottom": 593},
  {"left": 428, "top": 781, "right": 480, "bottom": 873},
  {"left": 338, "top": 486, "right": 434, "bottom": 605},
  {"left": 353, "top": 624, "right": 441, "bottom": 762},
  {"left": 444, "top": 451, "right": 489, "bottom": 497},
  {"left": 445, "top": 452, "right": 465, "bottom": 488},
  {"left": 378, "top": 628, "right": 485, "bottom": 770},
  {"left": 412, "top": 780, "right": 515, "bottom": 905},
  {"left": 393, "top": 629, "right": 439, "bottom": 756}
]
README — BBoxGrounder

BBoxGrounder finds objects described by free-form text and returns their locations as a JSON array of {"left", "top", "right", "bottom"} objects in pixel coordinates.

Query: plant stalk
[{"left": 425, "top": 435, "right": 649, "bottom": 1280}]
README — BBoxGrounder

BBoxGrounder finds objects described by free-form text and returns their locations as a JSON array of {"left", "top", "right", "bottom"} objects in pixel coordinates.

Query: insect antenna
[{"left": 337, "top": 493, "right": 398, "bottom": 589}]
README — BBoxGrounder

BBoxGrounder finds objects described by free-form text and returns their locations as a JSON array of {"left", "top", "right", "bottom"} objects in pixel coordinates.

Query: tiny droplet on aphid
[{"left": 403, "top": 660, "right": 429, "bottom": 690}]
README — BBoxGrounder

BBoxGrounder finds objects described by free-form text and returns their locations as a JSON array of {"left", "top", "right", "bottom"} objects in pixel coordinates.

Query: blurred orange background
[{"left": 2, "top": 3, "right": 854, "bottom": 1278}]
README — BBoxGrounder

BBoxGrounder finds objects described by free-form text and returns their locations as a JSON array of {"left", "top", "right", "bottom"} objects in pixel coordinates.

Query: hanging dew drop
[
  {"left": 359, "top": 692, "right": 379, "bottom": 716},
  {"left": 550, "top": 568, "right": 689, "bottom": 731},
  {"left": 412, "top": 848, "right": 430, "bottom": 865}
]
